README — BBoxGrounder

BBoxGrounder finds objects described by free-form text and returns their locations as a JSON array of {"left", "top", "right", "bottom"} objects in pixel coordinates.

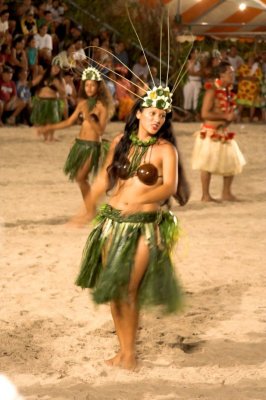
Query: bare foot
[
  {"left": 201, "top": 195, "right": 220, "bottom": 202},
  {"left": 105, "top": 352, "right": 123, "bottom": 367},
  {"left": 66, "top": 213, "right": 90, "bottom": 228},
  {"left": 222, "top": 194, "right": 239, "bottom": 202},
  {"left": 120, "top": 354, "right": 137, "bottom": 371},
  {"left": 6, "top": 116, "right": 16, "bottom": 125}
]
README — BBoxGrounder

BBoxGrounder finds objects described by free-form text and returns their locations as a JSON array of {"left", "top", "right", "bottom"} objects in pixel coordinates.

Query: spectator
[
  {"left": 183, "top": 49, "right": 203, "bottom": 117},
  {"left": 236, "top": 54, "right": 263, "bottom": 123},
  {"left": 9, "top": 36, "right": 28, "bottom": 74},
  {"left": 0, "top": 43, "right": 12, "bottom": 72},
  {"left": 25, "top": 34, "right": 40, "bottom": 78},
  {"left": 16, "top": 0, "right": 35, "bottom": 18},
  {"left": 227, "top": 45, "right": 244, "bottom": 91},
  {"left": 20, "top": 8, "right": 38, "bottom": 36},
  {"left": 36, "top": 9, "right": 54, "bottom": 32},
  {"left": 131, "top": 54, "right": 149, "bottom": 83},
  {"left": 34, "top": 23, "right": 53, "bottom": 65},
  {"left": 0, "top": 9, "right": 9, "bottom": 45},
  {"left": 63, "top": 71, "right": 77, "bottom": 117},
  {"left": 0, "top": 65, "right": 26, "bottom": 125},
  {"left": 147, "top": 65, "right": 161, "bottom": 88},
  {"left": 69, "top": 24, "right": 83, "bottom": 42},
  {"left": 50, "top": 0, "right": 65, "bottom": 22},
  {"left": 114, "top": 40, "right": 129, "bottom": 68},
  {"left": 73, "top": 38, "right": 86, "bottom": 63},
  {"left": 115, "top": 65, "right": 134, "bottom": 121},
  {"left": 15, "top": 66, "right": 31, "bottom": 123},
  {"left": 53, "top": 42, "right": 77, "bottom": 69}
]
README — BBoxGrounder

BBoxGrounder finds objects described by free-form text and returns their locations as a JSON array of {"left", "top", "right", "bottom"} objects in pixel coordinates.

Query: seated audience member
[
  {"left": 25, "top": 34, "right": 40, "bottom": 79},
  {"left": 131, "top": 54, "right": 149, "bottom": 83},
  {"left": 15, "top": 66, "right": 32, "bottom": 123},
  {"left": 63, "top": 71, "right": 77, "bottom": 117},
  {"left": 9, "top": 35, "right": 28, "bottom": 75},
  {"left": 0, "top": 9, "right": 9, "bottom": 45},
  {"left": 34, "top": 23, "right": 53, "bottom": 66},
  {"left": 20, "top": 8, "right": 38, "bottom": 36},
  {"left": 0, "top": 65, "right": 26, "bottom": 125}
]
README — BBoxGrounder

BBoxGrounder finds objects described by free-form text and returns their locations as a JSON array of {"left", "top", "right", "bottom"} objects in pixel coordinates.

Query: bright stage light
[{"left": 239, "top": 3, "right": 247, "bottom": 11}]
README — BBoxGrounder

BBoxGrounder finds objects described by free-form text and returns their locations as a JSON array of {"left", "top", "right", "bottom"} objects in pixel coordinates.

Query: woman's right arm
[
  {"left": 84, "top": 134, "right": 122, "bottom": 217},
  {"left": 41, "top": 101, "right": 83, "bottom": 132}
]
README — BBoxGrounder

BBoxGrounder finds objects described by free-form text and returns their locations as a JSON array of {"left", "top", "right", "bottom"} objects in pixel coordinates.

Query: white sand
[{"left": 0, "top": 122, "right": 265, "bottom": 400}]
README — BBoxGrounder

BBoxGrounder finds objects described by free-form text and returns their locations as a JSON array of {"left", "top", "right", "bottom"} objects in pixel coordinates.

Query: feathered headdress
[{"left": 52, "top": 6, "right": 194, "bottom": 113}]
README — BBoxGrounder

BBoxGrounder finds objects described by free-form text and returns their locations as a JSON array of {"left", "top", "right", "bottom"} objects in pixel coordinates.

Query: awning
[{"left": 141, "top": 0, "right": 266, "bottom": 38}]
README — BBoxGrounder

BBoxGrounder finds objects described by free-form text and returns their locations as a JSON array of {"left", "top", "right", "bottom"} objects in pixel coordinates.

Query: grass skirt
[
  {"left": 63, "top": 139, "right": 101, "bottom": 181},
  {"left": 30, "top": 97, "right": 64, "bottom": 125},
  {"left": 192, "top": 125, "right": 246, "bottom": 176},
  {"left": 76, "top": 204, "right": 182, "bottom": 313}
]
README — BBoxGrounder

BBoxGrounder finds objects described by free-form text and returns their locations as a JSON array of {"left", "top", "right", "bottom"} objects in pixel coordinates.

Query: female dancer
[
  {"left": 31, "top": 62, "right": 66, "bottom": 141},
  {"left": 76, "top": 87, "right": 190, "bottom": 370},
  {"left": 39, "top": 67, "right": 115, "bottom": 201}
]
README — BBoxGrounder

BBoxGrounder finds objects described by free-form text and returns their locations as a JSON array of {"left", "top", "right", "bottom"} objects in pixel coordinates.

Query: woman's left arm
[
  {"left": 53, "top": 78, "right": 66, "bottom": 98},
  {"left": 138, "top": 143, "right": 178, "bottom": 204},
  {"left": 97, "top": 102, "right": 108, "bottom": 132}
]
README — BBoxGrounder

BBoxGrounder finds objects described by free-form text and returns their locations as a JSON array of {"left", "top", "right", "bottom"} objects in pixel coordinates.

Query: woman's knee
[{"left": 75, "top": 172, "right": 88, "bottom": 184}]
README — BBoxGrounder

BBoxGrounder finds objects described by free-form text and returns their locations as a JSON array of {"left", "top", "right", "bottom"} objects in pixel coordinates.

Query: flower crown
[
  {"left": 81, "top": 67, "right": 102, "bottom": 81},
  {"left": 141, "top": 86, "right": 173, "bottom": 112}
]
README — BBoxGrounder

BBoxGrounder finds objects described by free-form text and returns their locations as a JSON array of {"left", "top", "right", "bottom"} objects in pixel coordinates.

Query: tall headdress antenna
[
  {"left": 159, "top": 17, "right": 162, "bottom": 86},
  {"left": 171, "top": 36, "right": 195, "bottom": 94},
  {"left": 166, "top": 8, "right": 170, "bottom": 88},
  {"left": 126, "top": 5, "right": 155, "bottom": 88}
]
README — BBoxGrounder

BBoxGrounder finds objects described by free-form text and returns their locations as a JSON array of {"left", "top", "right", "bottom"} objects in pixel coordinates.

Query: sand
[{"left": 0, "top": 122, "right": 265, "bottom": 400}]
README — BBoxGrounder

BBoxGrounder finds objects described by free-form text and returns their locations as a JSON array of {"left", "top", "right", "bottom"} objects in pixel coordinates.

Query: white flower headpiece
[
  {"left": 81, "top": 66, "right": 102, "bottom": 81},
  {"left": 78, "top": 7, "right": 194, "bottom": 113},
  {"left": 142, "top": 86, "right": 173, "bottom": 113}
]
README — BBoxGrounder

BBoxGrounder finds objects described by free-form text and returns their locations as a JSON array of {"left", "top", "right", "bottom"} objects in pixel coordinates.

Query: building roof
[{"left": 165, "top": 0, "right": 266, "bottom": 38}]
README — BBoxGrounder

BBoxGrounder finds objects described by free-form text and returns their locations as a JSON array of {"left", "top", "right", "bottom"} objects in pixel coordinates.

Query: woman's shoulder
[
  {"left": 112, "top": 132, "right": 123, "bottom": 144},
  {"left": 157, "top": 138, "right": 174, "bottom": 147},
  {"left": 157, "top": 139, "right": 177, "bottom": 155}
]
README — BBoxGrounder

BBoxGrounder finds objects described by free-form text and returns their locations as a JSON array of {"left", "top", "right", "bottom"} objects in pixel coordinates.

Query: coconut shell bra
[{"left": 116, "top": 133, "right": 162, "bottom": 186}]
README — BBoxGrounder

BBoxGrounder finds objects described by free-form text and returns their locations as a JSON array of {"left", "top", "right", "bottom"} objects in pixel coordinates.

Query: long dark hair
[
  {"left": 107, "top": 98, "right": 190, "bottom": 206},
  {"left": 79, "top": 79, "right": 115, "bottom": 120}
]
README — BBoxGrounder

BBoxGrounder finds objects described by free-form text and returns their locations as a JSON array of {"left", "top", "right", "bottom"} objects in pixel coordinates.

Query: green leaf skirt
[
  {"left": 30, "top": 97, "right": 64, "bottom": 125},
  {"left": 76, "top": 204, "right": 183, "bottom": 313},
  {"left": 63, "top": 139, "right": 101, "bottom": 181}
]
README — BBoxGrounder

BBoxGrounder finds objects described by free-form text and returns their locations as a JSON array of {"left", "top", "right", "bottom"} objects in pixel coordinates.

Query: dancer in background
[
  {"left": 192, "top": 61, "right": 246, "bottom": 201},
  {"left": 30, "top": 61, "right": 66, "bottom": 141},
  {"left": 39, "top": 66, "right": 115, "bottom": 201}
]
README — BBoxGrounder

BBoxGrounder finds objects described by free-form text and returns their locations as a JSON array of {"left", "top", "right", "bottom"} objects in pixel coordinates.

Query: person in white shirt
[
  {"left": 34, "top": 23, "right": 53, "bottom": 64},
  {"left": 227, "top": 46, "right": 244, "bottom": 90},
  {"left": 131, "top": 54, "right": 149, "bottom": 83},
  {"left": 183, "top": 49, "right": 203, "bottom": 113},
  {"left": 73, "top": 39, "right": 86, "bottom": 62},
  {"left": 0, "top": 9, "right": 9, "bottom": 45},
  {"left": 0, "top": 9, "right": 9, "bottom": 32}
]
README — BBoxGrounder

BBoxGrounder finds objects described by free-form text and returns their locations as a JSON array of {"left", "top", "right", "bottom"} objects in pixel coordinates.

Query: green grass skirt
[
  {"left": 76, "top": 204, "right": 183, "bottom": 313},
  {"left": 30, "top": 97, "right": 64, "bottom": 125},
  {"left": 63, "top": 139, "right": 101, "bottom": 181}
]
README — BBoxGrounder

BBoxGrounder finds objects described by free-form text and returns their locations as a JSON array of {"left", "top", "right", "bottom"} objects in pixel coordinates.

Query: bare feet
[
  {"left": 6, "top": 116, "right": 16, "bottom": 125},
  {"left": 201, "top": 195, "right": 220, "bottom": 202},
  {"left": 105, "top": 352, "right": 123, "bottom": 367},
  {"left": 120, "top": 354, "right": 137, "bottom": 370},
  {"left": 105, "top": 352, "right": 137, "bottom": 370},
  {"left": 222, "top": 194, "right": 239, "bottom": 202}
]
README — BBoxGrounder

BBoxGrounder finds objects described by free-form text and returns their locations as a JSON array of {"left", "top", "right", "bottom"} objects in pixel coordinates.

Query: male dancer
[{"left": 192, "top": 61, "right": 246, "bottom": 201}]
